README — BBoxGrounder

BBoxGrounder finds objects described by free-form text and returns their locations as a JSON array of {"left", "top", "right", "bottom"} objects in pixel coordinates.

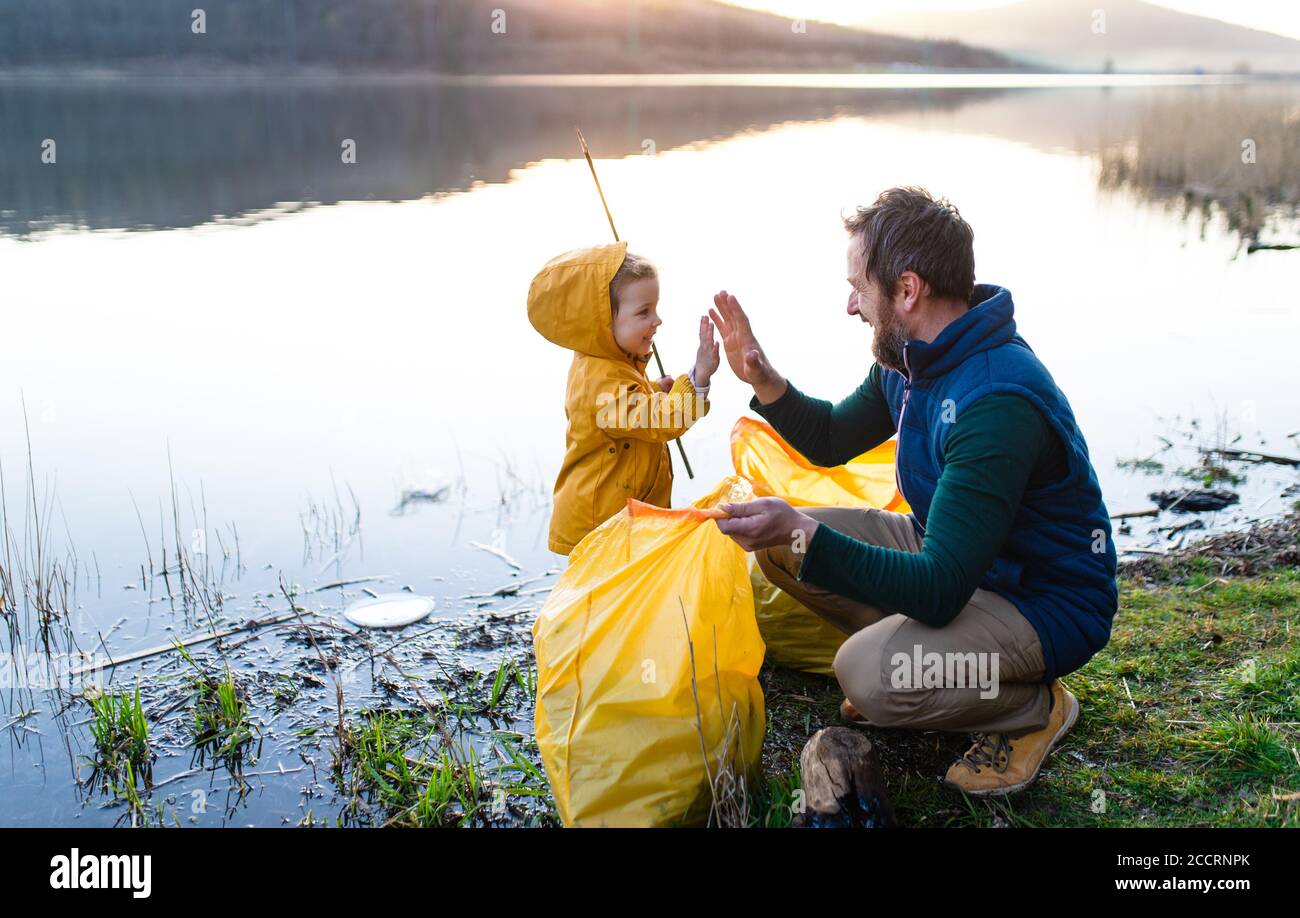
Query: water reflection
[
  {"left": 6, "top": 77, "right": 1292, "bottom": 244},
  {"left": 2, "top": 77, "right": 1297, "bottom": 825},
  {"left": 1096, "top": 84, "right": 1300, "bottom": 247},
  {"left": 2, "top": 82, "right": 1009, "bottom": 236}
]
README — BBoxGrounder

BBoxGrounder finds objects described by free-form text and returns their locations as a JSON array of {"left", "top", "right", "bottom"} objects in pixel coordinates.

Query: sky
[{"left": 724, "top": 1, "right": 1300, "bottom": 42}]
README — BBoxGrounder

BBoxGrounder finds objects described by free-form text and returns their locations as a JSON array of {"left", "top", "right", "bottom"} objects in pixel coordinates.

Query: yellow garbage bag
[
  {"left": 731, "top": 417, "right": 909, "bottom": 675},
  {"left": 749, "top": 555, "right": 848, "bottom": 677},
  {"left": 533, "top": 476, "right": 766, "bottom": 827},
  {"left": 729, "top": 416, "right": 909, "bottom": 511}
]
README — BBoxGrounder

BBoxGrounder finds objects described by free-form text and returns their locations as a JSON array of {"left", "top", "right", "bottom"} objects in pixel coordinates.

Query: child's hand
[
  {"left": 655, "top": 375, "right": 674, "bottom": 393},
  {"left": 693, "top": 315, "right": 720, "bottom": 388}
]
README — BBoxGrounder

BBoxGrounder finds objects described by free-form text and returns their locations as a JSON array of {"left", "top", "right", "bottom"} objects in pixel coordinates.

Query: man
[{"left": 709, "top": 186, "right": 1117, "bottom": 796}]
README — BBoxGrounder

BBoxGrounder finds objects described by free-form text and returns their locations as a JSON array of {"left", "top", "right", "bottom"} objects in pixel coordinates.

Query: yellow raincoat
[{"left": 528, "top": 242, "right": 709, "bottom": 555}]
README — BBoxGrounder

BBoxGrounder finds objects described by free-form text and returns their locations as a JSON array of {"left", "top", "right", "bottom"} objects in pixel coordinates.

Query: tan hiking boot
[
  {"left": 840, "top": 697, "right": 875, "bottom": 726},
  {"left": 942, "top": 679, "right": 1079, "bottom": 797}
]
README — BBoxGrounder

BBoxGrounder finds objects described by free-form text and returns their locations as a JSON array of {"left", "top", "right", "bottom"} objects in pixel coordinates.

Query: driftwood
[
  {"left": 468, "top": 541, "right": 522, "bottom": 570},
  {"left": 794, "top": 727, "right": 897, "bottom": 828},
  {"left": 1149, "top": 488, "right": 1239, "bottom": 513},
  {"left": 310, "top": 575, "right": 388, "bottom": 593},
  {"left": 1202, "top": 447, "right": 1300, "bottom": 468},
  {"left": 1120, "top": 510, "right": 1300, "bottom": 582},
  {"left": 1159, "top": 519, "right": 1205, "bottom": 538},
  {"left": 461, "top": 572, "right": 551, "bottom": 600},
  {"left": 1247, "top": 241, "right": 1299, "bottom": 253},
  {"left": 66, "top": 611, "right": 301, "bottom": 677},
  {"left": 1111, "top": 508, "right": 1160, "bottom": 520}
]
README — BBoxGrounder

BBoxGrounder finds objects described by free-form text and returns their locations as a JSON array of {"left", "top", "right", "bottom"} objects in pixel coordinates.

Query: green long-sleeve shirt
[{"left": 751, "top": 364, "right": 1067, "bottom": 627}]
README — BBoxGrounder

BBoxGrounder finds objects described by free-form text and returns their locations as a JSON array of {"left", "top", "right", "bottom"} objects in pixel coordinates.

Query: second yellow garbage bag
[
  {"left": 731, "top": 416, "right": 910, "bottom": 675},
  {"left": 749, "top": 555, "right": 849, "bottom": 677},
  {"left": 730, "top": 416, "right": 909, "bottom": 511},
  {"left": 532, "top": 476, "right": 766, "bottom": 827}
]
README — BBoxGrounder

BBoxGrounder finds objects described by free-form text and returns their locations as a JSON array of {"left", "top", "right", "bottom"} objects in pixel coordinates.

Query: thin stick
[
  {"left": 469, "top": 541, "right": 521, "bottom": 570},
  {"left": 66, "top": 611, "right": 300, "bottom": 677},
  {"left": 1201, "top": 447, "right": 1300, "bottom": 468},
  {"left": 680, "top": 600, "right": 717, "bottom": 825},
  {"left": 576, "top": 127, "right": 694, "bottom": 479},
  {"left": 1110, "top": 508, "right": 1160, "bottom": 520},
  {"left": 577, "top": 127, "right": 620, "bottom": 244},
  {"left": 310, "top": 574, "right": 388, "bottom": 593}
]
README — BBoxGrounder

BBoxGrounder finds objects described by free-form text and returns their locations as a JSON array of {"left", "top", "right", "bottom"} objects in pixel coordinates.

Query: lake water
[{"left": 2, "top": 74, "right": 1297, "bottom": 825}]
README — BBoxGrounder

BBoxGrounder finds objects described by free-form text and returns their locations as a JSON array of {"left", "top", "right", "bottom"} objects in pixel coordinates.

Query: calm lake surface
[{"left": 2, "top": 74, "right": 1297, "bottom": 825}]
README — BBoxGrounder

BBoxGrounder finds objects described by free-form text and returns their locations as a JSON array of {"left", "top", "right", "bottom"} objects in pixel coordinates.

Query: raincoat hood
[{"left": 528, "top": 241, "right": 643, "bottom": 365}]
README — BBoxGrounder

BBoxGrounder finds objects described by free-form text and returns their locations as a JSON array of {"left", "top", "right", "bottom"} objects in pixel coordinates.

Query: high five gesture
[{"left": 708, "top": 290, "right": 788, "bottom": 405}]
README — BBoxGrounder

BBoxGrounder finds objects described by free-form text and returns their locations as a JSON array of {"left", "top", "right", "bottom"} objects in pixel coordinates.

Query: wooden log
[
  {"left": 1202, "top": 447, "right": 1300, "bottom": 468},
  {"left": 66, "top": 611, "right": 300, "bottom": 677},
  {"left": 1149, "top": 488, "right": 1239, "bottom": 512},
  {"left": 1110, "top": 508, "right": 1160, "bottom": 520},
  {"left": 794, "top": 726, "right": 897, "bottom": 828}
]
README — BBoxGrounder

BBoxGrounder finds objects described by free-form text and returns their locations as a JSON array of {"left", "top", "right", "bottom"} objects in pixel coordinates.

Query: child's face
[{"left": 612, "top": 275, "right": 662, "bottom": 359}]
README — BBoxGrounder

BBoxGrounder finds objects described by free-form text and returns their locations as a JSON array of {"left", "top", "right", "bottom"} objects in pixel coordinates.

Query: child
[{"left": 528, "top": 241, "right": 719, "bottom": 555}]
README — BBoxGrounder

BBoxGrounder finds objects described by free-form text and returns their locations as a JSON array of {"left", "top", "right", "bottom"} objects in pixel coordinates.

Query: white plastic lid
[{"left": 343, "top": 593, "right": 436, "bottom": 629}]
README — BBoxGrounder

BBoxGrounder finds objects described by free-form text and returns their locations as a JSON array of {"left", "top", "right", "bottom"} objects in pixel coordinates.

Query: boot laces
[{"left": 957, "top": 732, "right": 1012, "bottom": 774}]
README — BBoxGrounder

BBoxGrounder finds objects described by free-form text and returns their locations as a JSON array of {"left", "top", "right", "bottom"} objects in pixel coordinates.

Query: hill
[
  {"left": 861, "top": 0, "right": 1300, "bottom": 73},
  {"left": 0, "top": 0, "right": 1021, "bottom": 73}
]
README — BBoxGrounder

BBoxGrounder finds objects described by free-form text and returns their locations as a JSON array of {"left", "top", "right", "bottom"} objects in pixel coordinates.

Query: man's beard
[{"left": 871, "top": 301, "right": 908, "bottom": 373}]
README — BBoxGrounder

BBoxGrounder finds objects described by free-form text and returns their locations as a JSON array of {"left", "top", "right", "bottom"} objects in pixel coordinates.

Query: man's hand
[
  {"left": 715, "top": 497, "right": 820, "bottom": 553},
  {"left": 708, "top": 290, "right": 787, "bottom": 405},
  {"left": 655, "top": 375, "right": 674, "bottom": 393}
]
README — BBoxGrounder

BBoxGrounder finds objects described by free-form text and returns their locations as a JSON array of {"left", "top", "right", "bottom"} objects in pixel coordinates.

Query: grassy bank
[
  {"left": 336, "top": 515, "right": 1300, "bottom": 828},
  {"left": 761, "top": 566, "right": 1300, "bottom": 827},
  {"left": 333, "top": 564, "right": 1300, "bottom": 827}
]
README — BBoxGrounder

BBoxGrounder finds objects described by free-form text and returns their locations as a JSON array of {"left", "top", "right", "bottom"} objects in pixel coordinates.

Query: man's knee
[{"left": 833, "top": 623, "right": 911, "bottom": 728}]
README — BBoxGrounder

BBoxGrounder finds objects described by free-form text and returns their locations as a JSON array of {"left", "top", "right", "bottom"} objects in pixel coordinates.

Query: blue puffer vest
[{"left": 878, "top": 284, "right": 1117, "bottom": 682}]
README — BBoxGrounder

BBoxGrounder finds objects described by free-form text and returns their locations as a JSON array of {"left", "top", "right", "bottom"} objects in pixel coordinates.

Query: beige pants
[{"left": 757, "top": 507, "right": 1051, "bottom": 737}]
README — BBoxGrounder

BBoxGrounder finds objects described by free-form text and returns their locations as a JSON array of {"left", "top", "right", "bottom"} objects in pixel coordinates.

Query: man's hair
[
  {"left": 609, "top": 253, "right": 657, "bottom": 314},
  {"left": 844, "top": 187, "right": 975, "bottom": 302}
]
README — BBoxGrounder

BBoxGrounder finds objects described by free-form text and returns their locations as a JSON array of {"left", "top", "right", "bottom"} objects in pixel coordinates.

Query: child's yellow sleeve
[{"left": 597, "top": 374, "right": 709, "bottom": 443}]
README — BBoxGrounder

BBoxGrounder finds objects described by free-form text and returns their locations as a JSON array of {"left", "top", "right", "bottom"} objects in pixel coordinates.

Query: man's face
[{"left": 846, "top": 241, "right": 908, "bottom": 373}]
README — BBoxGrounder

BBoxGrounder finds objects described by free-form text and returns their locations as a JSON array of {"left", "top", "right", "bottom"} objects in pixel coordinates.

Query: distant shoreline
[{"left": 1, "top": 66, "right": 1293, "bottom": 89}]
